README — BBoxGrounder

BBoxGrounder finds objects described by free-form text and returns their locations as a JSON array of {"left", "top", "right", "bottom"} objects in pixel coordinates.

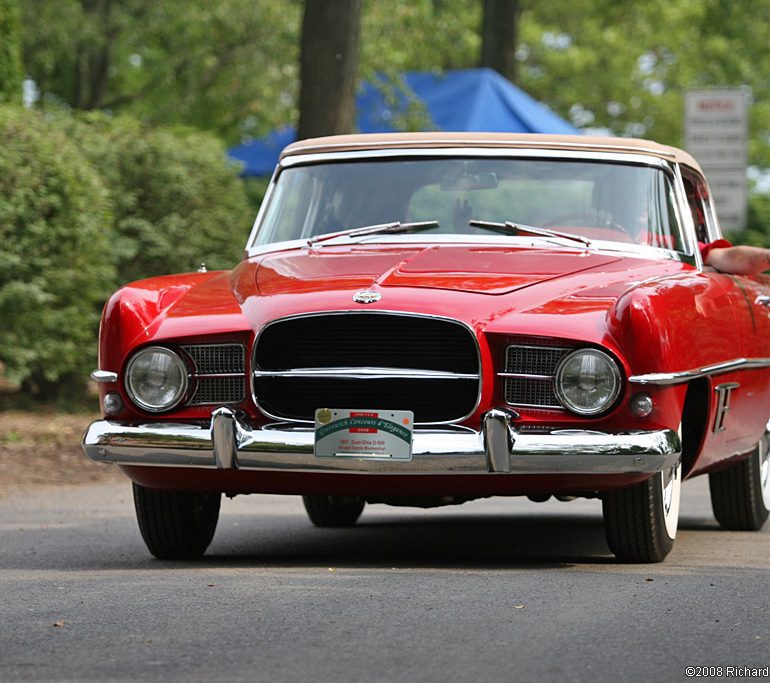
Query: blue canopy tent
[{"left": 228, "top": 68, "right": 580, "bottom": 177}]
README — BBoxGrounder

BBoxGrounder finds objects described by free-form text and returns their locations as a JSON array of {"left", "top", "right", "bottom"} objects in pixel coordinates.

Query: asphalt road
[{"left": 1, "top": 475, "right": 768, "bottom": 683}]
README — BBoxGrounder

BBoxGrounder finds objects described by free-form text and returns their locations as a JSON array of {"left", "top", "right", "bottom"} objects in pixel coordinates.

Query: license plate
[{"left": 314, "top": 409, "right": 414, "bottom": 460}]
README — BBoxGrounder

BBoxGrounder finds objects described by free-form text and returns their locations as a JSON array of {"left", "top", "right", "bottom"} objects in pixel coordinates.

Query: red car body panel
[
  {"left": 93, "top": 238, "right": 770, "bottom": 493},
  {"left": 82, "top": 133, "right": 770, "bottom": 563}
]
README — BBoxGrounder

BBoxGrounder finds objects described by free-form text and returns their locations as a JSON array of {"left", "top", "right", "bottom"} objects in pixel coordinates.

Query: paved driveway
[{"left": 1, "top": 477, "right": 768, "bottom": 682}]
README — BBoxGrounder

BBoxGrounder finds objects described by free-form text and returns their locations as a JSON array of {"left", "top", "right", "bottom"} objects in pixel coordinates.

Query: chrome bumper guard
[{"left": 82, "top": 407, "right": 681, "bottom": 476}]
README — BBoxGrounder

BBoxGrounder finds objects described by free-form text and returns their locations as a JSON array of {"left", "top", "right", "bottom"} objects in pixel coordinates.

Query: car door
[{"left": 686, "top": 172, "right": 770, "bottom": 469}]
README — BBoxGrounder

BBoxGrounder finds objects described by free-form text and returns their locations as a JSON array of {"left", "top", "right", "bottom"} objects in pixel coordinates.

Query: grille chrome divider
[
  {"left": 254, "top": 367, "right": 479, "bottom": 381},
  {"left": 497, "top": 372, "right": 553, "bottom": 380}
]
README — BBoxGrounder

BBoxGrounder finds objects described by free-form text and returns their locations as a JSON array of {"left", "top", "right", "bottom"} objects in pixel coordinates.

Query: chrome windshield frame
[{"left": 244, "top": 147, "right": 692, "bottom": 261}]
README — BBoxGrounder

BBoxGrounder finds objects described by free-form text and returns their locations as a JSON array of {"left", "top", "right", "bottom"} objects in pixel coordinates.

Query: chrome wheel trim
[
  {"left": 661, "top": 459, "right": 682, "bottom": 539},
  {"left": 759, "top": 438, "right": 770, "bottom": 510}
]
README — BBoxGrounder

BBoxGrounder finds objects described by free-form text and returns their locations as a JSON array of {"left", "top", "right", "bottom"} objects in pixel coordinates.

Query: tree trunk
[
  {"left": 480, "top": 0, "right": 520, "bottom": 83},
  {"left": 297, "top": 0, "right": 362, "bottom": 140}
]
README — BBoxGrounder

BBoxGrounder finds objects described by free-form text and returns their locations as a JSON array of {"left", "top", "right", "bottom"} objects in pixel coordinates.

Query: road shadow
[
  {"left": 206, "top": 508, "right": 730, "bottom": 569},
  {"left": 205, "top": 509, "right": 619, "bottom": 568},
  {"left": 0, "top": 509, "right": 620, "bottom": 570},
  {"left": 0, "top": 498, "right": 732, "bottom": 572}
]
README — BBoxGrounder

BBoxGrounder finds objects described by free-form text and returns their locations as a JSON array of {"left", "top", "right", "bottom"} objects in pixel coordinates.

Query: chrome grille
[
  {"left": 182, "top": 344, "right": 245, "bottom": 374},
  {"left": 181, "top": 343, "right": 246, "bottom": 406},
  {"left": 189, "top": 376, "right": 245, "bottom": 406},
  {"left": 506, "top": 345, "right": 566, "bottom": 376},
  {"left": 253, "top": 313, "right": 480, "bottom": 423},
  {"left": 503, "top": 344, "right": 570, "bottom": 409}
]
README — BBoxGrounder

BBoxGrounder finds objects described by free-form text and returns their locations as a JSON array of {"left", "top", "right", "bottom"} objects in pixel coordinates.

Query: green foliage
[
  {"left": 0, "top": 106, "right": 114, "bottom": 395},
  {"left": 0, "top": 107, "right": 253, "bottom": 399},
  {"left": 362, "top": 1, "right": 480, "bottom": 75},
  {"left": 0, "top": 0, "right": 22, "bottom": 103},
  {"left": 730, "top": 194, "right": 770, "bottom": 247},
  {"left": 64, "top": 113, "right": 253, "bottom": 284},
  {"left": 21, "top": 0, "right": 301, "bottom": 142},
  {"left": 243, "top": 177, "right": 272, "bottom": 216}
]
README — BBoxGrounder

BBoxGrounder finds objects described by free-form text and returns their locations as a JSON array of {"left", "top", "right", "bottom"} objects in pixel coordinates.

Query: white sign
[
  {"left": 684, "top": 89, "right": 748, "bottom": 166},
  {"left": 684, "top": 88, "right": 749, "bottom": 229},
  {"left": 314, "top": 408, "right": 414, "bottom": 460},
  {"left": 703, "top": 169, "right": 748, "bottom": 231}
]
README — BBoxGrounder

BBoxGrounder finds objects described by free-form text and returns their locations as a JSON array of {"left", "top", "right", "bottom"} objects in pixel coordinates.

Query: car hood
[
  {"left": 255, "top": 244, "right": 623, "bottom": 296},
  {"left": 118, "top": 242, "right": 688, "bottom": 362}
]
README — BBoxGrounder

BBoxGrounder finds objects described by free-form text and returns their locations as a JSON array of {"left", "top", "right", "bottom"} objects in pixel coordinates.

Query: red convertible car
[{"left": 83, "top": 132, "right": 770, "bottom": 563}]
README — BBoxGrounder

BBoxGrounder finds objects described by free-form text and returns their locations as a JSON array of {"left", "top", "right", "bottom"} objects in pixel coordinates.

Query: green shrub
[
  {"left": 0, "top": 0, "right": 22, "bottom": 104},
  {"left": 0, "top": 108, "right": 253, "bottom": 401},
  {"left": 0, "top": 106, "right": 114, "bottom": 397},
  {"left": 725, "top": 193, "right": 770, "bottom": 248},
  {"left": 66, "top": 113, "right": 253, "bottom": 284}
]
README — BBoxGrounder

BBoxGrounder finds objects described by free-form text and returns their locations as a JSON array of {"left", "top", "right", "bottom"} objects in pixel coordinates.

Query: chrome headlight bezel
[
  {"left": 125, "top": 346, "right": 189, "bottom": 413},
  {"left": 554, "top": 348, "right": 622, "bottom": 416}
]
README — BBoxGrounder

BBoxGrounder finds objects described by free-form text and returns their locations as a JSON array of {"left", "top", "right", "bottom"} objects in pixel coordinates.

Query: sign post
[{"left": 684, "top": 88, "right": 750, "bottom": 230}]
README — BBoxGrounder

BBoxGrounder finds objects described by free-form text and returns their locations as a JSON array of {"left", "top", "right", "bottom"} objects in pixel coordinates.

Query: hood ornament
[{"left": 353, "top": 289, "right": 381, "bottom": 304}]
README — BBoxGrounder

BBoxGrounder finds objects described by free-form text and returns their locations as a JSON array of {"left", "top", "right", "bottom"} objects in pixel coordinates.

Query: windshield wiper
[
  {"left": 307, "top": 220, "right": 439, "bottom": 247},
  {"left": 468, "top": 220, "right": 591, "bottom": 248}
]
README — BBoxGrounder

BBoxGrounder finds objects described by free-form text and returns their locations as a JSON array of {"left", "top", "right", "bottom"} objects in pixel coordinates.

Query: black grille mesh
[
  {"left": 254, "top": 314, "right": 479, "bottom": 423},
  {"left": 181, "top": 344, "right": 245, "bottom": 406},
  {"left": 505, "top": 377, "right": 560, "bottom": 408},
  {"left": 257, "top": 314, "right": 477, "bottom": 373},
  {"left": 505, "top": 345, "right": 567, "bottom": 376},
  {"left": 504, "top": 344, "right": 570, "bottom": 409},
  {"left": 181, "top": 344, "right": 245, "bottom": 374},
  {"left": 189, "top": 376, "right": 245, "bottom": 406}
]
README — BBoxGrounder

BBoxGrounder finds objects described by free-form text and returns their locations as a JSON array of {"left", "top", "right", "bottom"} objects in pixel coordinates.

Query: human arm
[{"left": 704, "top": 245, "right": 770, "bottom": 275}]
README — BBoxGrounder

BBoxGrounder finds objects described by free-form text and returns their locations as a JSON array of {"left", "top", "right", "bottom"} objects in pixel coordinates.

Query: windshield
[{"left": 255, "top": 157, "right": 686, "bottom": 252}]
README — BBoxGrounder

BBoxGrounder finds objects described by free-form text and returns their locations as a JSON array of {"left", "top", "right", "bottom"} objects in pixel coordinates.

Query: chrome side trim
[
  {"left": 251, "top": 310, "right": 483, "bottom": 427},
  {"left": 82, "top": 408, "right": 681, "bottom": 476},
  {"left": 254, "top": 367, "right": 479, "bottom": 381},
  {"left": 91, "top": 370, "right": 118, "bottom": 383},
  {"left": 629, "top": 357, "right": 770, "bottom": 386}
]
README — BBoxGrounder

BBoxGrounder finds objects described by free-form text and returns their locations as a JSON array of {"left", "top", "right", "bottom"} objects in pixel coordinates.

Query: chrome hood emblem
[{"left": 353, "top": 289, "right": 381, "bottom": 304}]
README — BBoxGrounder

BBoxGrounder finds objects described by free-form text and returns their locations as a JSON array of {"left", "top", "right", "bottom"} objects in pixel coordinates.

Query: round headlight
[
  {"left": 125, "top": 346, "right": 188, "bottom": 412},
  {"left": 554, "top": 348, "right": 621, "bottom": 416}
]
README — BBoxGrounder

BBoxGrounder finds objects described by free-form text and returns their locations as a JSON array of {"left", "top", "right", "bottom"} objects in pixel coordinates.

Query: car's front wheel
[
  {"left": 302, "top": 495, "right": 365, "bottom": 527},
  {"left": 132, "top": 483, "right": 221, "bottom": 559},
  {"left": 602, "top": 459, "right": 682, "bottom": 563},
  {"left": 709, "top": 439, "right": 770, "bottom": 531}
]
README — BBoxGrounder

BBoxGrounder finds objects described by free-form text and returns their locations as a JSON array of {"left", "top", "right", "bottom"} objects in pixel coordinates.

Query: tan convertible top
[{"left": 281, "top": 132, "right": 703, "bottom": 173}]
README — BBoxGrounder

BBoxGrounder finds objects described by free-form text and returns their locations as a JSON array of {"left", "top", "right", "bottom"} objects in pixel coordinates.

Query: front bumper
[{"left": 82, "top": 408, "right": 680, "bottom": 476}]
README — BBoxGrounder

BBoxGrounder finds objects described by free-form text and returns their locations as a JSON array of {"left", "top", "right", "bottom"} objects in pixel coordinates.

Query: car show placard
[{"left": 314, "top": 409, "right": 414, "bottom": 460}]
